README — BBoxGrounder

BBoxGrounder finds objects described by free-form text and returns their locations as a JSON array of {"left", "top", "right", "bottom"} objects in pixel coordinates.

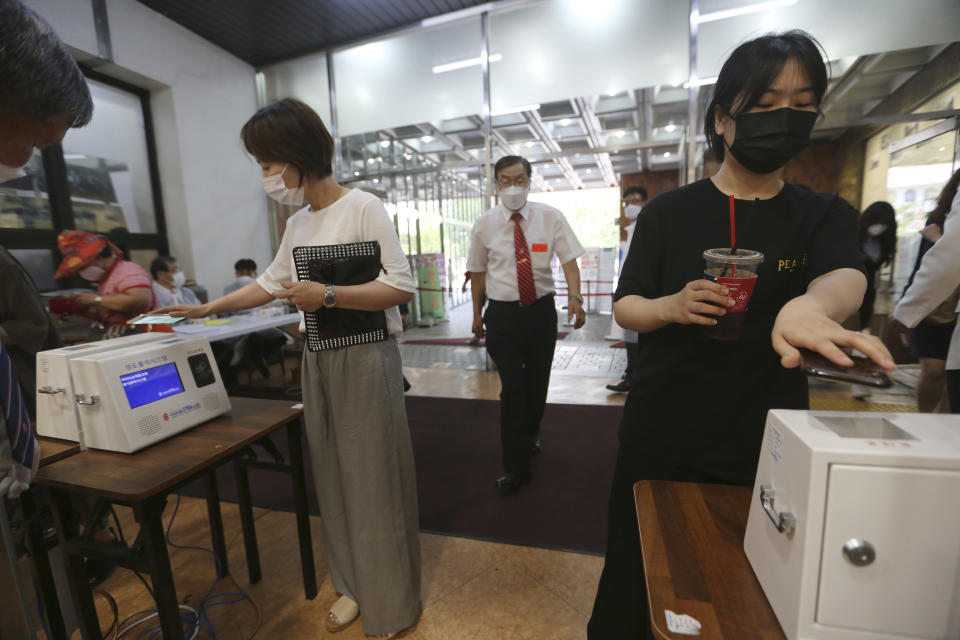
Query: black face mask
[{"left": 725, "top": 107, "right": 818, "bottom": 174}]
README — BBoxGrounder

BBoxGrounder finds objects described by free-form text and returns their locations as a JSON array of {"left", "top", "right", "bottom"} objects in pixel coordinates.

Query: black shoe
[
  {"left": 403, "top": 376, "right": 411, "bottom": 392},
  {"left": 529, "top": 438, "right": 542, "bottom": 455},
  {"left": 495, "top": 472, "right": 531, "bottom": 493},
  {"left": 605, "top": 378, "right": 631, "bottom": 393}
]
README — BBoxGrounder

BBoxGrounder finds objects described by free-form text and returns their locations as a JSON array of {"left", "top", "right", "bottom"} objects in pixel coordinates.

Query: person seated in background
[
  {"left": 54, "top": 230, "right": 155, "bottom": 326},
  {"left": 150, "top": 255, "right": 200, "bottom": 308},
  {"left": 225, "top": 258, "right": 258, "bottom": 296}
]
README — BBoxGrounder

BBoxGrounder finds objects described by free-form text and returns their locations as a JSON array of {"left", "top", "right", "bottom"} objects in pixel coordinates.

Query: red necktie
[{"left": 512, "top": 213, "right": 537, "bottom": 306}]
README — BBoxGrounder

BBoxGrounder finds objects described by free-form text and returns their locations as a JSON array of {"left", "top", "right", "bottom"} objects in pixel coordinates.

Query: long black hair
[
  {"left": 858, "top": 201, "right": 898, "bottom": 266},
  {"left": 704, "top": 30, "right": 829, "bottom": 161},
  {"left": 926, "top": 167, "right": 960, "bottom": 228}
]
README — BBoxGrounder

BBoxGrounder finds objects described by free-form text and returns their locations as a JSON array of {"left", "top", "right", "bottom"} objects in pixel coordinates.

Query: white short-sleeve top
[{"left": 257, "top": 189, "right": 415, "bottom": 336}]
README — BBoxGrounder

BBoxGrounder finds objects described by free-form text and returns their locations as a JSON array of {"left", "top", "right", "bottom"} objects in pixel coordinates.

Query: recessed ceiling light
[
  {"left": 615, "top": 131, "right": 626, "bottom": 138},
  {"left": 354, "top": 170, "right": 360, "bottom": 176},
  {"left": 403, "top": 153, "right": 412, "bottom": 160},
  {"left": 367, "top": 158, "right": 375, "bottom": 164},
  {"left": 664, "top": 151, "right": 672, "bottom": 158},
  {"left": 559, "top": 118, "right": 571, "bottom": 127},
  {"left": 421, "top": 135, "right": 433, "bottom": 143},
  {"left": 373, "top": 178, "right": 380, "bottom": 183},
  {"left": 376, "top": 156, "right": 382, "bottom": 162},
  {"left": 586, "top": 168, "right": 592, "bottom": 174},
  {"left": 939, "top": 146, "right": 947, "bottom": 151},
  {"left": 380, "top": 140, "right": 390, "bottom": 148},
  {"left": 665, "top": 122, "right": 677, "bottom": 133},
  {"left": 607, "top": 91, "right": 618, "bottom": 97},
  {"left": 525, "top": 141, "right": 535, "bottom": 148}
]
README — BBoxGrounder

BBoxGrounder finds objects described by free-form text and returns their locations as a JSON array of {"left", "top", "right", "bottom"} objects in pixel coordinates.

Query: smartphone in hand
[
  {"left": 127, "top": 313, "right": 187, "bottom": 326},
  {"left": 798, "top": 349, "right": 893, "bottom": 389}
]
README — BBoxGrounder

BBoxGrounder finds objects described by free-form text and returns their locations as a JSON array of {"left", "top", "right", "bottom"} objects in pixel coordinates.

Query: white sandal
[{"left": 326, "top": 595, "right": 359, "bottom": 633}]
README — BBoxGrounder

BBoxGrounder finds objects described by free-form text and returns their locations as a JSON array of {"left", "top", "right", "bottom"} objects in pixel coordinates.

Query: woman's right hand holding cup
[{"left": 661, "top": 279, "right": 736, "bottom": 326}]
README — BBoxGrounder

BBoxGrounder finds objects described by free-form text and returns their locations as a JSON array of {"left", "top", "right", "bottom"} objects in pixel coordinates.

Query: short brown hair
[{"left": 241, "top": 98, "right": 334, "bottom": 184}]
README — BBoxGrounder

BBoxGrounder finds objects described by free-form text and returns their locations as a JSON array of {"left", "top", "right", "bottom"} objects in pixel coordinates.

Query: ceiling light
[
  {"left": 939, "top": 146, "right": 947, "bottom": 151},
  {"left": 559, "top": 118, "right": 571, "bottom": 127},
  {"left": 432, "top": 53, "right": 502, "bottom": 74},
  {"left": 683, "top": 76, "right": 718, "bottom": 88},
  {"left": 380, "top": 140, "right": 390, "bottom": 148},
  {"left": 586, "top": 168, "right": 592, "bottom": 174},
  {"left": 373, "top": 178, "right": 380, "bottom": 183},
  {"left": 404, "top": 153, "right": 412, "bottom": 160},
  {"left": 354, "top": 170, "right": 360, "bottom": 176},
  {"left": 421, "top": 135, "right": 433, "bottom": 143},
  {"left": 490, "top": 103, "right": 541, "bottom": 117},
  {"left": 694, "top": 0, "right": 797, "bottom": 24},
  {"left": 607, "top": 91, "right": 618, "bottom": 97},
  {"left": 664, "top": 152, "right": 672, "bottom": 158},
  {"left": 525, "top": 141, "right": 535, "bottom": 148},
  {"left": 665, "top": 122, "right": 677, "bottom": 133},
  {"left": 376, "top": 156, "right": 383, "bottom": 162},
  {"left": 367, "top": 158, "right": 375, "bottom": 164},
  {"left": 615, "top": 130, "right": 626, "bottom": 138}
]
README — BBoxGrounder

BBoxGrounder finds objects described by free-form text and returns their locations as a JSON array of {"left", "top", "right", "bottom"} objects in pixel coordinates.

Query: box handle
[
  {"left": 760, "top": 485, "right": 796, "bottom": 535},
  {"left": 75, "top": 393, "right": 100, "bottom": 407},
  {"left": 38, "top": 386, "right": 66, "bottom": 395}
]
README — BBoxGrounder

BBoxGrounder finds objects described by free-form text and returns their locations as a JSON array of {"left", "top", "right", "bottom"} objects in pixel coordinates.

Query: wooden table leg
[
  {"left": 135, "top": 496, "right": 185, "bottom": 640},
  {"left": 287, "top": 418, "right": 317, "bottom": 599},
  {"left": 234, "top": 459, "right": 262, "bottom": 584},
  {"left": 49, "top": 488, "right": 102, "bottom": 640},
  {"left": 203, "top": 472, "right": 229, "bottom": 578}
]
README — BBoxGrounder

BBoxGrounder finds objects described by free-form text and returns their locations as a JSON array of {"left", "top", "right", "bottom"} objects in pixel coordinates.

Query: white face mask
[
  {"left": 260, "top": 164, "right": 305, "bottom": 205},
  {"left": 624, "top": 204, "right": 643, "bottom": 220},
  {"left": 172, "top": 271, "right": 186, "bottom": 287},
  {"left": 0, "top": 162, "right": 27, "bottom": 184},
  {"left": 499, "top": 185, "right": 529, "bottom": 212},
  {"left": 866, "top": 223, "right": 887, "bottom": 237},
  {"left": 78, "top": 265, "right": 106, "bottom": 282}
]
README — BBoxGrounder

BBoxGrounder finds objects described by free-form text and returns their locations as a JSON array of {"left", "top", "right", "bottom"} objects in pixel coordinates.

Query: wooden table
[
  {"left": 37, "top": 436, "right": 81, "bottom": 467},
  {"left": 634, "top": 481, "right": 786, "bottom": 640},
  {"left": 35, "top": 397, "right": 317, "bottom": 640}
]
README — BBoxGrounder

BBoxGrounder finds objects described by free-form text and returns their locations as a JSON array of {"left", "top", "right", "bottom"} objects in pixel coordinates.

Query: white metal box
[
  {"left": 35, "top": 333, "right": 167, "bottom": 442},
  {"left": 744, "top": 410, "right": 960, "bottom": 640},
  {"left": 67, "top": 336, "right": 230, "bottom": 452}
]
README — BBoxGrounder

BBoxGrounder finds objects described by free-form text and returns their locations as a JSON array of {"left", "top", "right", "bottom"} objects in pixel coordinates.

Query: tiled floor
[{"left": 56, "top": 301, "right": 918, "bottom": 639}]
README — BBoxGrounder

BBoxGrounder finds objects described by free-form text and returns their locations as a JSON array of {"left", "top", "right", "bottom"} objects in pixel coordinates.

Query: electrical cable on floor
[
  {"left": 94, "top": 588, "right": 119, "bottom": 639},
  {"left": 107, "top": 496, "right": 265, "bottom": 639}
]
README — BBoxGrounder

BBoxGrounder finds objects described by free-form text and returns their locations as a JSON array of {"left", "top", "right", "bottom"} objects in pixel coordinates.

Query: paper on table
[{"left": 665, "top": 610, "right": 701, "bottom": 635}]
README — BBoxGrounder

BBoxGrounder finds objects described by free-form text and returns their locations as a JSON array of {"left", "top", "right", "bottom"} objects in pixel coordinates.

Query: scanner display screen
[{"left": 119, "top": 362, "right": 185, "bottom": 409}]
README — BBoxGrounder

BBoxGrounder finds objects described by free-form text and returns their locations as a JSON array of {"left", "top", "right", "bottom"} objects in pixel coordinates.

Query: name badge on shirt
[{"left": 531, "top": 243, "right": 548, "bottom": 252}]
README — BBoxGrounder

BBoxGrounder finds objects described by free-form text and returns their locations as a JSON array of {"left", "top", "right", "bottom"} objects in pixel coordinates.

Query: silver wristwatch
[{"left": 323, "top": 284, "right": 336, "bottom": 308}]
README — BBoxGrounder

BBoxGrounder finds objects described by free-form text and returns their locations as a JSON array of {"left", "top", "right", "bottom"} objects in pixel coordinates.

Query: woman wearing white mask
[
  {"left": 53, "top": 230, "right": 155, "bottom": 326},
  {"left": 157, "top": 98, "right": 420, "bottom": 638},
  {"left": 466, "top": 155, "right": 586, "bottom": 493}
]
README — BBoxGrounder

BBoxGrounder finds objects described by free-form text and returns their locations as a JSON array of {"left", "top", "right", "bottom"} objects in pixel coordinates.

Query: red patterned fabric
[{"left": 511, "top": 213, "right": 537, "bottom": 306}]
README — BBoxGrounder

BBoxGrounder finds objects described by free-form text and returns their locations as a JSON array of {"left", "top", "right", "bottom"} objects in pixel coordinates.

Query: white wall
[{"left": 24, "top": 0, "right": 272, "bottom": 297}]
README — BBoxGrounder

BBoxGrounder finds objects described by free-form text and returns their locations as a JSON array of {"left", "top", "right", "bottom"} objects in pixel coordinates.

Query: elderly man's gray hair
[{"left": 0, "top": 0, "right": 93, "bottom": 126}]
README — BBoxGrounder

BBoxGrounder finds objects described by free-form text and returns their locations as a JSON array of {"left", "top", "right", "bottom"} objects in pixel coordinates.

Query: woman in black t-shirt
[{"left": 587, "top": 31, "right": 895, "bottom": 640}]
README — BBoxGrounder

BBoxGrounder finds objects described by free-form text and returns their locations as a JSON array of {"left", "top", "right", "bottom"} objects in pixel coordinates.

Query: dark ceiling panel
[{"left": 136, "top": 0, "right": 489, "bottom": 66}]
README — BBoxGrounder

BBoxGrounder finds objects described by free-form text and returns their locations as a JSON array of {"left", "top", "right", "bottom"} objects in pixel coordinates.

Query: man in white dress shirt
[
  {"left": 467, "top": 155, "right": 586, "bottom": 493},
  {"left": 607, "top": 185, "right": 647, "bottom": 393}
]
